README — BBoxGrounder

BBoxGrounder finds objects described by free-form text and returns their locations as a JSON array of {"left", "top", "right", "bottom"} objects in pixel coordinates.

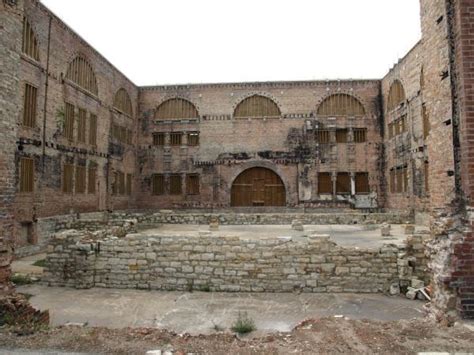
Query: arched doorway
[{"left": 231, "top": 167, "right": 286, "bottom": 206}]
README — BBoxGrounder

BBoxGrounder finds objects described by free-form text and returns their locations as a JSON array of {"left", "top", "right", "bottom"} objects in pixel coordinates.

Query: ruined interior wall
[
  {"left": 44, "top": 230, "right": 428, "bottom": 293},
  {"left": 0, "top": 0, "right": 23, "bottom": 293},
  {"left": 14, "top": 0, "right": 139, "bottom": 251},
  {"left": 137, "top": 81, "right": 382, "bottom": 208}
]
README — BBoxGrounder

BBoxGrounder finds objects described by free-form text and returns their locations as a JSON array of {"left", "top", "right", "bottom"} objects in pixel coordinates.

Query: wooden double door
[{"left": 231, "top": 167, "right": 286, "bottom": 206}]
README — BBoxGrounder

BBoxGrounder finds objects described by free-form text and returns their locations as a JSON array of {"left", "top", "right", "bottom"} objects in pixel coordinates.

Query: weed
[
  {"left": 11, "top": 274, "right": 33, "bottom": 286},
  {"left": 231, "top": 312, "right": 256, "bottom": 334},
  {"left": 32, "top": 259, "right": 47, "bottom": 267}
]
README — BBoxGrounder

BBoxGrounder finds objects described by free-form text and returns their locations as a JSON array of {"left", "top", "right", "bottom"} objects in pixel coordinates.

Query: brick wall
[{"left": 0, "top": 0, "right": 24, "bottom": 293}]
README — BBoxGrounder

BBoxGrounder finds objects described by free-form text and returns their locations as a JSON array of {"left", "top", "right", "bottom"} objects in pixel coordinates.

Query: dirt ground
[{"left": 1, "top": 317, "right": 473, "bottom": 354}]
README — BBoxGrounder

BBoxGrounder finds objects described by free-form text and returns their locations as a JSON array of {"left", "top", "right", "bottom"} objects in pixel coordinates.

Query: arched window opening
[
  {"left": 22, "top": 17, "right": 40, "bottom": 61},
  {"left": 154, "top": 98, "right": 199, "bottom": 119},
  {"left": 387, "top": 80, "right": 406, "bottom": 111},
  {"left": 65, "top": 56, "right": 99, "bottom": 96},
  {"left": 234, "top": 95, "right": 281, "bottom": 119},
  {"left": 113, "top": 88, "right": 133, "bottom": 117},
  {"left": 317, "top": 94, "right": 365, "bottom": 117}
]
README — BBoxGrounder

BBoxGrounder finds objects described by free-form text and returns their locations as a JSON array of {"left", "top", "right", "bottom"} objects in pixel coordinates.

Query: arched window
[
  {"left": 387, "top": 80, "right": 406, "bottom": 111},
  {"left": 317, "top": 94, "right": 365, "bottom": 117},
  {"left": 65, "top": 56, "right": 99, "bottom": 96},
  {"left": 154, "top": 98, "right": 199, "bottom": 119},
  {"left": 234, "top": 95, "right": 281, "bottom": 119},
  {"left": 113, "top": 88, "right": 133, "bottom": 117},
  {"left": 22, "top": 17, "right": 40, "bottom": 61}
]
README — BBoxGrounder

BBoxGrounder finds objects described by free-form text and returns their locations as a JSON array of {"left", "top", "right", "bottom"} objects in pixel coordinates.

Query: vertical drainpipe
[{"left": 42, "top": 16, "right": 52, "bottom": 166}]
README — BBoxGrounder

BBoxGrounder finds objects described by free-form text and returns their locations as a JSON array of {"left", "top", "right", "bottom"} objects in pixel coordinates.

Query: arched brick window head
[
  {"left": 65, "top": 56, "right": 99, "bottom": 96},
  {"left": 113, "top": 88, "right": 133, "bottom": 117},
  {"left": 387, "top": 80, "right": 406, "bottom": 111},
  {"left": 234, "top": 95, "right": 281, "bottom": 119},
  {"left": 154, "top": 98, "right": 199, "bottom": 119},
  {"left": 317, "top": 93, "right": 365, "bottom": 117}
]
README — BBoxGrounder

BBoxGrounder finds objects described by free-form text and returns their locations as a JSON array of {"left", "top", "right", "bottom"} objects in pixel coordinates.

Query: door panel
[{"left": 231, "top": 167, "right": 285, "bottom": 206}]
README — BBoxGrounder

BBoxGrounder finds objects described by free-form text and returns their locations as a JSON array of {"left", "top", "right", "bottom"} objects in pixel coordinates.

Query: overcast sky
[{"left": 41, "top": 0, "right": 421, "bottom": 86}]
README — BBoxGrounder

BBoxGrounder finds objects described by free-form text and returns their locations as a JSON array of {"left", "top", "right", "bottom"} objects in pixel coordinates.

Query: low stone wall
[
  {"left": 112, "top": 211, "right": 413, "bottom": 226},
  {"left": 43, "top": 229, "right": 429, "bottom": 293}
]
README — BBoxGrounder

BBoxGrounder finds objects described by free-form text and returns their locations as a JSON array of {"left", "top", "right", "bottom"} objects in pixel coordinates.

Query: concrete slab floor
[
  {"left": 12, "top": 253, "right": 45, "bottom": 275},
  {"left": 139, "top": 224, "right": 430, "bottom": 249},
  {"left": 18, "top": 285, "right": 426, "bottom": 335}
]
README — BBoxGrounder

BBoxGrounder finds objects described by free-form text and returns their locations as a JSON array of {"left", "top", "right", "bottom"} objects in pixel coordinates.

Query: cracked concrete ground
[{"left": 18, "top": 284, "right": 425, "bottom": 335}]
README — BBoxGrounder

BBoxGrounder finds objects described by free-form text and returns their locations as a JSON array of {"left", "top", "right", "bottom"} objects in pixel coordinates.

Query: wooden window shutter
[
  {"left": 62, "top": 164, "right": 74, "bottom": 194},
  {"left": 89, "top": 114, "right": 97, "bottom": 146},
  {"left": 64, "top": 103, "right": 75, "bottom": 141},
  {"left": 88, "top": 165, "right": 96, "bottom": 194},
  {"left": 318, "top": 172, "right": 332, "bottom": 194},
  {"left": 126, "top": 173, "right": 132, "bottom": 195},
  {"left": 152, "top": 174, "right": 165, "bottom": 195},
  {"left": 316, "top": 130, "right": 330, "bottom": 144},
  {"left": 170, "top": 174, "right": 182, "bottom": 195},
  {"left": 355, "top": 173, "right": 369, "bottom": 194},
  {"left": 336, "top": 129, "right": 348, "bottom": 143},
  {"left": 336, "top": 173, "right": 351, "bottom": 194},
  {"left": 19, "top": 157, "right": 34, "bottom": 193},
  {"left": 75, "top": 165, "right": 86, "bottom": 193},
  {"left": 187, "top": 132, "right": 199, "bottom": 146},
  {"left": 77, "top": 108, "right": 87, "bottom": 143},
  {"left": 153, "top": 133, "right": 165, "bottom": 146},
  {"left": 353, "top": 128, "right": 367, "bottom": 143},
  {"left": 23, "top": 84, "right": 37, "bottom": 127},
  {"left": 170, "top": 132, "right": 182, "bottom": 146},
  {"left": 186, "top": 174, "right": 199, "bottom": 195}
]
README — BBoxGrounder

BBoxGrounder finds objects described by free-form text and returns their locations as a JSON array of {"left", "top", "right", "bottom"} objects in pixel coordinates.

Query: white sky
[{"left": 41, "top": 0, "right": 421, "bottom": 86}]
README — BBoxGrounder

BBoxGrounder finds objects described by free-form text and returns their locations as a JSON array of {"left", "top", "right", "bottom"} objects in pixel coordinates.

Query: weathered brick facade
[{"left": 1, "top": 0, "right": 474, "bottom": 318}]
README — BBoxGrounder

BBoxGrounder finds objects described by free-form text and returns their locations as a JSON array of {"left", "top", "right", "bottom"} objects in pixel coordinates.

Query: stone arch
[
  {"left": 230, "top": 164, "right": 287, "bottom": 206},
  {"left": 233, "top": 93, "right": 282, "bottom": 119},
  {"left": 154, "top": 97, "right": 199, "bottom": 119},
  {"left": 22, "top": 16, "right": 40, "bottom": 61}
]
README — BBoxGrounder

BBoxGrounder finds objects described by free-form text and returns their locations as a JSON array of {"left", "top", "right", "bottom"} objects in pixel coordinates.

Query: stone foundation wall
[{"left": 43, "top": 229, "right": 429, "bottom": 293}]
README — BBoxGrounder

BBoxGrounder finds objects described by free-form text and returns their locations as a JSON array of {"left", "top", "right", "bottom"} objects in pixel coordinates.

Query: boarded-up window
[
  {"left": 400, "top": 115, "right": 407, "bottom": 133},
  {"left": 403, "top": 166, "right": 409, "bottom": 193},
  {"left": 234, "top": 95, "right": 281, "bottom": 119},
  {"left": 353, "top": 128, "right": 367, "bottom": 143},
  {"left": 19, "top": 157, "right": 34, "bottom": 193},
  {"left": 422, "top": 104, "right": 430, "bottom": 139},
  {"left": 424, "top": 161, "right": 429, "bottom": 193},
  {"left": 336, "top": 129, "right": 348, "bottom": 143},
  {"left": 387, "top": 80, "right": 406, "bottom": 111},
  {"left": 317, "top": 94, "right": 365, "bottom": 117},
  {"left": 117, "top": 171, "right": 125, "bottom": 195},
  {"left": 65, "top": 56, "right": 98, "bottom": 96},
  {"left": 170, "top": 132, "right": 182, "bottom": 146},
  {"left": 153, "top": 133, "right": 165, "bottom": 146},
  {"left": 88, "top": 165, "right": 96, "bottom": 194},
  {"left": 318, "top": 172, "right": 332, "bottom": 194},
  {"left": 152, "top": 174, "right": 165, "bottom": 195},
  {"left": 89, "top": 114, "right": 97, "bottom": 146},
  {"left": 388, "top": 122, "right": 394, "bottom": 139},
  {"left": 336, "top": 173, "right": 351, "bottom": 194},
  {"left": 120, "top": 126, "right": 127, "bottom": 143},
  {"left": 155, "top": 98, "right": 199, "bottom": 119},
  {"left": 187, "top": 132, "right": 199, "bottom": 146},
  {"left": 75, "top": 165, "right": 86, "bottom": 194},
  {"left": 22, "top": 17, "right": 40, "bottom": 61},
  {"left": 113, "top": 88, "right": 133, "bottom": 117},
  {"left": 111, "top": 172, "right": 118, "bottom": 195},
  {"left": 394, "top": 119, "right": 401, "bottom": 135},
  {"left": 64, "top": 103, "right": 75, "bottom": 141},
  {"left": 126, "top": 173, "right": 132, "bottom": 195},
  {"left": 62, "top": 164, "right": 74, "bottom": 194},
  {"left": 186, "top": 174, "right": 199, "bottom": 195},
  {"left": 170, "top": 174, "right": 182, "bottom": 195},
  {"left": 390, "top": 169, "right": 396, "bottom": 193},
  {"left": 77, "top": 108, "right": 87, "bottom": 143},
  {"left": 355, "top": 173, "right": 369, "bottom": 194},
  {"left": 23, "top": 84, "right": 37, "bottom": 127},
  {"left": 126, "top": 129, "right": 133, "bottom": 145},
  {"left": 396, "top": 167, "right": 403, "bottom": 193},
  {"left": 316, "top": 130, "right": 330, "bottom": 144}
]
